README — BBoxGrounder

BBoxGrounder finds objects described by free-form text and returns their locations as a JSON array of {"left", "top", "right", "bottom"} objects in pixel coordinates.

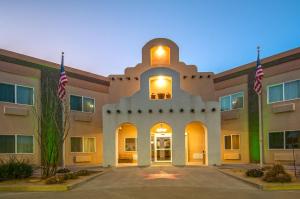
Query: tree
[{"left": 32, "top": 68, "right": 70, "bottom": 178}]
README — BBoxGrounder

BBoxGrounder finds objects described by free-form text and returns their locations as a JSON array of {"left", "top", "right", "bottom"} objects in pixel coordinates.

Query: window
[
  {"left": 150, "top": 46, "right": 170, "bottom": 66},
  {"left": 0, "top": 83, "right": 15, "bottom": 103},
  {"left": 17, "top": 86, "right": 34, "bottom": 105},
  {"left": 17, "top": 135, "right": 33, "bottom": 153},
  {"left": 268, "top": 131, "right": 300, "bottom": 149},
  {"left": 84, "top": 137, "right": 96, "bottom": 152},
  {"left": 268, "top": 80, "right": 300, "bottom": 103},
  {"left": 71, "top": 137, "right": 96, "bottom": 152},
  {"left": 268, "top": 132, "right": 284, "bottom": 149},
  {"left": 71, "top": 137, "right": 82, "bottom": 152},
  {"left": 149, "top": 76, "right": 172, "bottom": 100},
  {"left": 224, "top": 134, "right": 240, "bottom": 150},
  {"left": 0, "top": 135, "right": 33, "bottom": 154},
  {"left": 70, "top": 95, "right": 95, "bottom": 112},
  {"left": 0, "top": 83, "right": 33, "bottom": 105},
  {"left": 125, "top": 138, "right": 136, "bottom": 151},
  {"left": 268, "top": 84, "right": 283, "bottom": 103},
  {"left": 0, "top": 135, "right": 15, "bottom": 153},
  {"left": 285, "top": 131, "right": 300, "bottom": 149},
  {"left": 220, "top": 92, "right": 244, "bottom": 111}
]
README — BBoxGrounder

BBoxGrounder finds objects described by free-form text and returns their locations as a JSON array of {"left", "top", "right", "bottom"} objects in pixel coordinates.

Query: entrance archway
[
  {"left": 150, "top": 122, "right": 172, "bottom": 163},
  {"left": 116, "top": 123, "right": 137, "bottom": 166},
  {"left": 185, "top": 121, "right": 207, "bottom": 165}
]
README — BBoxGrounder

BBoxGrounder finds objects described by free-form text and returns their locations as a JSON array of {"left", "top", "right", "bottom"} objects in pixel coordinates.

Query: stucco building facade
[{"left": 0, "top": 38, "right": 299, "bottom": 167}]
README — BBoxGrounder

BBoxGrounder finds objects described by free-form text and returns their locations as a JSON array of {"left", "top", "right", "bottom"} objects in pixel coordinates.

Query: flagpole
[
  {"left": 62, "top": 52, "right": 66, "bottom": 169},
  {"left": 257, "top": 46, "right": 264, "bottom": 168}
]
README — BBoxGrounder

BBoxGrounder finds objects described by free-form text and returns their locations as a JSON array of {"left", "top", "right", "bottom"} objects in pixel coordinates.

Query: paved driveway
[{"left": 1, "top": 166, "right": 300, "bottom": 199}]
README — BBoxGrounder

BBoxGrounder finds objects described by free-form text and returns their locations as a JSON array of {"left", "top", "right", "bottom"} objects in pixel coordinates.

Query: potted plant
[
  {"left": 151, "top": 93, "right": 156, "bottom": 99},
  {"left": 166, "top": 93, "right": 171, "bottom": 99},
  {"left": 157, "top": 93, "right": 165, "bottom": 99}
]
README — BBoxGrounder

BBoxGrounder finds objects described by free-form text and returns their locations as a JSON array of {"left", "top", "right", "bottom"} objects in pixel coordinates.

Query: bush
[
  {"left": 63, "top": 172, "right": 78, "bottom": 180},
  {"left": 263, "top": 164, "right": 292, "bottom": 183},
  {"left": 75, "top": 170, "right": 91, "bottom": 176},
  {"left": 0, "top": 158, "right": 33, "bottom": 180},
  {"left": 45, "top": 175, "right": 65, "bottom": 184},
  {"left": 56, "top": 168, "right": 71, "bottom": 174},
  {"left": 246, "top": 168, "right": 264, "bottom": 177}
]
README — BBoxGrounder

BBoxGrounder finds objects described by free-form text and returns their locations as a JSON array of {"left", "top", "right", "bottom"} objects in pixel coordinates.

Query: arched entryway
[
  {"left": 150, "top": 122, "right": 172, "bottom": 163},
  {"left": 116, "top": 123, "right": 138, "bottom": 166},
  {"left": 185, "top": 121, "right": 207, "bottom": 165}
]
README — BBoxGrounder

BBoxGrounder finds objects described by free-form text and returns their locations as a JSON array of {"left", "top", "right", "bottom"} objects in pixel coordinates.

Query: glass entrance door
[{"left": 154, "top": 133, "right": 172, "bottom": 162}]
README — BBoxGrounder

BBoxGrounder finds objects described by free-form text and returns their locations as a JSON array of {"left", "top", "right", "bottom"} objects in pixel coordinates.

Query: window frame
[
  {"left": 268, "top": 130, "right": 300, "bottom": 150},
  {"left": 124, "top": 137, "right": 137, "bottom": 152},
  {"left": 0, "top": 134, "right": 34, "bottom": 154},
  {"left": 69, "top": 94, "right": 95, "bottom": 113},
  {"left": 267, "top": 79, "right": 300, "bottom": 104},
  {"left": 70, "top": 136, "right": 96, "bottom": 153},
  {"left": 224, "top": 134, "right": 240, "bottom": 150},
  {"left": 220, "top": 91, "right": 244, "bottom": 112},
  {"left": 0, "top": 82, "right": 34, "bottom": 106}
]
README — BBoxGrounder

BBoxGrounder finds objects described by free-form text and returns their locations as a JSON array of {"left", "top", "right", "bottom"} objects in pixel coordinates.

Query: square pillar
[
  {"left": 172, "top": 124, "right": 185, "bottom": 166},
  {"left": 137, "top": 127, "right": 151, "bottom": 166}
]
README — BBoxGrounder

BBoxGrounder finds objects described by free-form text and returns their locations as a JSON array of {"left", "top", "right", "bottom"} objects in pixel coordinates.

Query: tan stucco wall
[
  {"left": 262, "top": 66, "right": 300, "bottom": 164},
  {"left": 215, "top": 75, "right": 250, "bottom": 164},
  {"left": 64, "top": 83, "right": 109, "bottom": 166},
  {"left": 0, "top": 64, "right": 41, "bottom": 166}
]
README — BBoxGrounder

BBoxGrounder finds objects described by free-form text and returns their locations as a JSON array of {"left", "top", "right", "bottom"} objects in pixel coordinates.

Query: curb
[
  {"left": 217, "top": 168, "right": 300, "bottom": 191},
  {"left": 217, "top": 168, "right": 263, "bottom": 190},
  {"left": 0, "top": 169, "right": 109, "bottom": 192}
]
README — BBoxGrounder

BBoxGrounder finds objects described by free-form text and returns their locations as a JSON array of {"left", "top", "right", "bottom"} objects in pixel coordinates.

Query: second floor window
[
  {"left": 149, "top": 76, "right": 172, "bottom": 100},
  {"left": 220, "top": 92, "right": 244, "bottom": 111},
  {"left": 0, "top": 83, "right": 34, "bottom": 105},
  {"left": 268, "top": 79, "right": 300, "bottom": 104},
  {"left": 70, "top": 95, "right": 95, "bottom": 112}
]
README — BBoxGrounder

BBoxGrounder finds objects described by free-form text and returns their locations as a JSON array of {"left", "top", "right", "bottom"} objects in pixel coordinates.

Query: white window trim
[
  {"left": 69, "top": 94, "right": 95, "bottom": 113},
  {"left": 70, "top": 136, "right": 96, "bottom": 153},
  {"left": 224, "top": 134, "right": 240, "bottom": 150},
  {"left": 124, "top": 137, "right": 137, "bottom": 152},
  {"left": 0, "top": 134, "right": 34, "bottom": 154},
  {"left": 268, "top": 130, "right": 300, "bottom": 150},
  {"left": 0, "top": 82, "right": 34, "bottom": 106},
  {"left": 220, "top": 91, "right": 244, "bottom": 112},
  {"left": 267, "top": 79, "right": 300, "bottom": 104}
]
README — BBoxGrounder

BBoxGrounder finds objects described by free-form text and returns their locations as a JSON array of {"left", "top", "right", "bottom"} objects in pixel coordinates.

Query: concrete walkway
[{"left": 1, "top": 166, "right": 300, "bottom": 199}]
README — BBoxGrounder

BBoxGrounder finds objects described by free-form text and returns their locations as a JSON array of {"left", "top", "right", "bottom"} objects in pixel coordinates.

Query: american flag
[
  {"left": 58, "top": 52, "right": 68, "bottom": 100},
  {"left": 254, "top": 47, "right": 264, "bottom": 95}
]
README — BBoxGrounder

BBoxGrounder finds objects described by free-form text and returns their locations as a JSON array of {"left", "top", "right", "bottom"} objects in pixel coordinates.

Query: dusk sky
[{"left": 1, "top": 0, "right": 300, "bottom": 76}]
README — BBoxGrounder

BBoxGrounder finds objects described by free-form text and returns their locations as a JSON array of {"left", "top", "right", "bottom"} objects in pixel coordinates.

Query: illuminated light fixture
[
  {"left": 156, "top": 76, "right": 167, "bottom": 88},
  {"left": 155, "top": 46, "right": 165, "bottom": 57}
]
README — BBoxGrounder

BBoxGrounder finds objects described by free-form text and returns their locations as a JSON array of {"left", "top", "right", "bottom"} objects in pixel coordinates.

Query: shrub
[
  {"left": 246, "top": 168, "right": 264, "bottom": 177},
  {"left": 263, "top": 164, "right": 292, "bottom": 183},
  {"left": 75, "top": 170, "right": 91, "bottom": 176},
  {"left": 56, "top": 168, "right": 71, "bottom": 174},
  {"left": 0, "top": 158, "right": 33, "bottom": 180},
  {"left": 45, "top": 175, "right": 65, "bottom": 184},
  {"left": 63, "top": 172, "right": 78, "bottom": 180}
]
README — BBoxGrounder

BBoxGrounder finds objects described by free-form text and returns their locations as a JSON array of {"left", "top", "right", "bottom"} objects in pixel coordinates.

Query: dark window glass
[
  {"left": 83, "top": 97, "right": 95, "bottom": 112},
  {"left": 269, "top": 132, "right": 284, "bottom": 149},
  {"left": 70, "top": 95, "right": 82, "bottom": 111},
  {"left": 125, "top": 138, "right": 136, "bottom": 151},
  {"left": 221, "top": 96, "right": 230, "bottom": 111},
  {"left": 285, "top": 131, "right": 300, "bottom": 149},
  {"left": 17, "top": 135, "right": 33, "bottom": 153},
  {"left": 268, "top": 84, "right": 283, "bottom": 103},
  {"left": 0, "top": 135, "right": 15, "bottom": 153},
  {"left": 16, "top": 86, "right": 33, "bottom": 105},
  {"left": 71, "top": 137, "right": 83, "bottom": 152},
  {"left": 0, "top": 83, "right": 15, "bottom": 103},
  {"left": 231, "top": 92, "right": 244, "bottom": 109},
  {"left": 224, "top": 136, "right": 231, "bottom": 150}
]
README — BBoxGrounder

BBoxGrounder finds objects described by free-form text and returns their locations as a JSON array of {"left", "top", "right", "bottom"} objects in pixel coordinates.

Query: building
[{"left": 0, "top": 38, "right": 299, "bottom": 167}]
